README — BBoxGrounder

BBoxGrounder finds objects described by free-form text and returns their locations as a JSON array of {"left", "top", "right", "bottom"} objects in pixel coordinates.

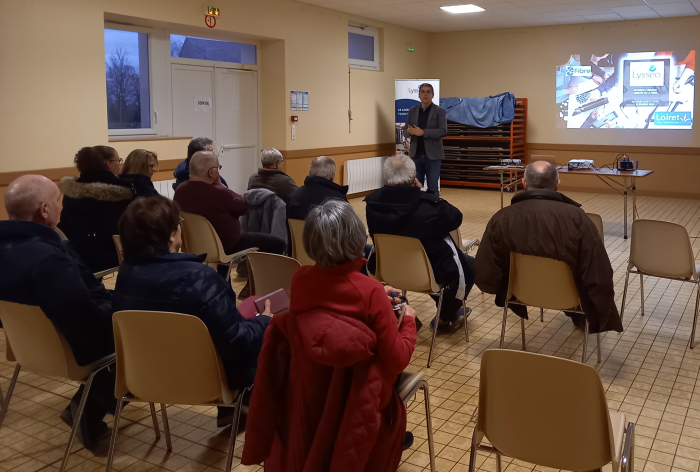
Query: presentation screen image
[{"left": 555, "top": 51, "right": 695, "bottom": 130}]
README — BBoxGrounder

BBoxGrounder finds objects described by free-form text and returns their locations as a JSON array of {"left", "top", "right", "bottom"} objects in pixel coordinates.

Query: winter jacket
[
  {"left": 120, "top": 174, "right": 160, "bottom": 198},
  {"left": 286, "top": 175, "right": 349, "bottom": 221},
  {"left": 113, "top": 251, "right": 270, "bottom": 390},
  {"left": 58, "top": 170, "right": 135, "bottom": 273},
  {"left": 242, "top": 259, "right": 416, "bottom": 472},
  {"left": 241, "top": 189, "right": 287, "bottom": 251},
  {"left": 475, "top": 189, "right": 623, "bottom": 334},
  {"left": 247, "top": 168, "right": 298, "bottom": 202},
  {"left": 365, "top": 186, "right": 465, "bottom": 287},
  {"left": 0, "top": 220, "right": 114, "bottom": 365},
  {"left": 173, "top": 180, "right": 248, "bottom": 254},
  {"left": 173, "top": 159, "right": 228, "bottom": 191}
]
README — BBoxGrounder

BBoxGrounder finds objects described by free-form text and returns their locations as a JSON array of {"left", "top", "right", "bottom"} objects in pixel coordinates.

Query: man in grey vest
[{"left": 403, "top": 83, "right": 447, "bottom": 195}]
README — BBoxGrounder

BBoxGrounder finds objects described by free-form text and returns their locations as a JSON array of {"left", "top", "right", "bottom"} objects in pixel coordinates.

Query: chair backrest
[
  {"left": 113, "top": 311, "right": 233, "bottom": 404},
  {"left": 630, "top": 219, "right": 695, "bottom": 279},
  {"left": 180, "top": 211, "right": 227, "bottom": 263},
  {"left": 288, "top": 218, "right": 315, "bottom": 266},
  {"left": 113, "top": 235, "right": 124, "bottom": 264},
  {"left": 54, "top": 227, "right": 68, "bottom": 240},
  {"left": 508, "top": 253, "right": 580, "bottom": 310},
  {"left": 478, "top": 350, "right": 615, "bottom": 471},
  {"left": 374, "top": 234, "right": 439, "bottom": 293},
  {"left": 531, "top": 154, "right": 556, "bottom": 165},
  {"left": 247, "top": 252, "right": 301, "bottom": 296},
  {"left": 0, "top": 301, "right": 88, "bottom": 381},
  {"left": 449, "top": 228, "right": 466, "bottom": 252},
  {"left": 586, "top": 213, "right": 604, "bottom": 242}
]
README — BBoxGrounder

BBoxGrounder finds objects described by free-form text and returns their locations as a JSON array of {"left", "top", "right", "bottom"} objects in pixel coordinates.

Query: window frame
[{"left": 348, "top": 25, "right": 379, "bottom": 71}]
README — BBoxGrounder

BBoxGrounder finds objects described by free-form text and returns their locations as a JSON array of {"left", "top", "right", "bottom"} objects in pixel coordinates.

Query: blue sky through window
[{"left": 104, "top": 29, "right": 141, "bottom": 73}]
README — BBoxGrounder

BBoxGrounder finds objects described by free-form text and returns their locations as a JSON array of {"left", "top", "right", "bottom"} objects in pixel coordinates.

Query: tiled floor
[{"left": 3, "top": 187, "right": 700, "bottom": 472}]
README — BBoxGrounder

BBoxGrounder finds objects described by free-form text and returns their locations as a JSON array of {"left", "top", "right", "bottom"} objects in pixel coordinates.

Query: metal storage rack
[{"left": 440, "top": 98, "right": 527, "bottom": 189}]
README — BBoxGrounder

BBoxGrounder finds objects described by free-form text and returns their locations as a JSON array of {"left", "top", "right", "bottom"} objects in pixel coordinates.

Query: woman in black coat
[
  {"left": 120, "top": 149, "right": 161, "bottom": 198},
  {"left": 58, "top": 146, "right": 134, "bottom": 273}
]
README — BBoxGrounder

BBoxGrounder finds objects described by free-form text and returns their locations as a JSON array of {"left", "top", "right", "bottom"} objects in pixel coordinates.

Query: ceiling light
[{"left": 440, "top": 4, "right": 485, "bottom": 13}]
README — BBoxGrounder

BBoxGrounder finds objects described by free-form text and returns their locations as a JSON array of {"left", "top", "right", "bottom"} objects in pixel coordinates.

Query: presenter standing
[{"left": 403, "top": 83, "right": 447, "bottom": 195}]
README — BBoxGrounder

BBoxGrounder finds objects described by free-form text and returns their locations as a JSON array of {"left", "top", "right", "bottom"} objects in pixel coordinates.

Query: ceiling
[{"left": 298, "top": 0, "right": 700, "bottom": 32}]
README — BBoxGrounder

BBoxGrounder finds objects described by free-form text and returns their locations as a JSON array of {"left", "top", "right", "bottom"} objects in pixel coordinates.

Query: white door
[
  {"left": 171, "top": 65, "right": 215, "bottom": 140},
  {"left": 216, "top": 69, "right": 259, "bottom": 195}
]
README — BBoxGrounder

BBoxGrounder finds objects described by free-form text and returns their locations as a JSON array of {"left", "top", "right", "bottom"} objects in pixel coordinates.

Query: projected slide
[{"left": 556, "top": 51, "right": 695, "bottom": 129}]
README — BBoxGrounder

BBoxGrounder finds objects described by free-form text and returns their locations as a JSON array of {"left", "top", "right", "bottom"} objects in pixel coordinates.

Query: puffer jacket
[
  {"left": 475, "top": 189, "right": 623, "bottom": 334},
  {"left": 247, "top": 168, "right": 298, "bottom": 202},
  {"left": 58, "top": 170, "right": 135, "bottom": 273},
  {"left": 286, "top": 175, "right": 349, "bottom": 221},
  {"left": 241, "top": 188, "right": 287, "bottom": 251},
  {"left": 242, "top": 259, "right": 416, "bottom": 472},
  {"left": 113, "top": 251, "right": 270, "bottom": 390}
]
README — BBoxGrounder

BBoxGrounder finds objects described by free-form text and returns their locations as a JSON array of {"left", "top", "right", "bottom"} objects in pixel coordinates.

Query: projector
[
  {"left": 501, "top": 158, "right": 523, "bottom": 166},
  {"left": 567, "top": 159, "right": 594, "bottom": 171}
]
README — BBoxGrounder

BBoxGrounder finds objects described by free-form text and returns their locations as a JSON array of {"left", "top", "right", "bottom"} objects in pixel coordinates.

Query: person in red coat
[{"left": 242, "top": 200, "right": 417, "bottom": 472}]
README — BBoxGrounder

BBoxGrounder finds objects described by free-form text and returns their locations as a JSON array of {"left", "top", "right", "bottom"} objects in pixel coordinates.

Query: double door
[{"left": 171, "top": 64, "right": 259, "bottom": 195}]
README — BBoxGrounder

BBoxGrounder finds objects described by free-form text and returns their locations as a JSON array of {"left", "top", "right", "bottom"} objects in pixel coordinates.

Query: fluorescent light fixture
[{"left": 440, "top": 4, "right": 485, "bottom": 13}]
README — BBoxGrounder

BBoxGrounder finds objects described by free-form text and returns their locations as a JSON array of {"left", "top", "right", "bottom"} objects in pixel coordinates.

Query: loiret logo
[{"left": 654, "top": 111, "right": 692, "bottom": 126}]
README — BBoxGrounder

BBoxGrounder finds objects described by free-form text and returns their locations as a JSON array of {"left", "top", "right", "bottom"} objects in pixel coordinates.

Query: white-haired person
[
  {"left": 365, "top": 154, "right": 475, "bottom": 333},
  {"left": 242, "top": 199, "right": 417, "bottom": 471},
  {"left": 247, "top": 147, "right": 298, "bottom": 202}
]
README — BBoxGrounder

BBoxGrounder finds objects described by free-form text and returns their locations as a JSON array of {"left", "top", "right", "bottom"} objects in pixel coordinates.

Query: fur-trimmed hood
[{"left": 59, "top": 176, "right": 134, "bottom": 202}]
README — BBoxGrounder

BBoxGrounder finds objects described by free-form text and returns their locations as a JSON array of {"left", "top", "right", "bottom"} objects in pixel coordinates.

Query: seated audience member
[
  {"left": 365, "top": 154, "right": 474, "bottom": 333},
  {"left": 286, "top": 155, "right": 348, "bottom": 220},
  {"left": 59, "top": 146, "right": 134, "bottom": 273},
  {"left": 113, "top": 196, "right": 271, "bottom": 426},
  {"left": 174, "top": 151, "right": 286, "bottom": 256},
  {"left": 475, "top": 161, "right": 623, "bottom": 333},
  {"left": 173, "top": 137, "right": 228, "bottom": 190},
  {"left": 120, "top": 149, "right": 160, "bottom": 197},
  {"left": 242, "top": 200, "right": 417, "bottom": 471},
  {"left": 247, "top": 148, "right": 298, "bottom": 202},
  {"left": 0, "top": 175, "right": 116, "bottom": 451}
]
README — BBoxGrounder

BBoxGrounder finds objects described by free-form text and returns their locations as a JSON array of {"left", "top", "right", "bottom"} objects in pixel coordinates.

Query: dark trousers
[
  {"left": 231, "top": 232, "right": 286, "bottom": 255},
  {"left": 69, "top": 367, "right": 117, "bottom": 426},
  {"left": 412, "top": 153, "right": 441, "bottom": 195},
  {"left": 430, "top": 252, "right": 476, "bottom": 323}
]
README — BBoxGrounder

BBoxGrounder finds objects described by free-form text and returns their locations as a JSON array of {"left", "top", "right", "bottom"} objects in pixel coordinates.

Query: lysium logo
[
  {"left": 408, "top": 88, "right": 419, "bottom": 94},
  {"left": 632, "top": 70, "right": 661, "bottom": 80},
  {"left": 654, "top": 111, "right": 692, "bottom": 126},
  {"left": 649, "top": 65, "right": 657, "bottom": 72}
]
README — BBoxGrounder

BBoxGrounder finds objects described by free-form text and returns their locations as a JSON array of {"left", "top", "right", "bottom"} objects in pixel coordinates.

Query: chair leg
[
  {"left": 160, "top": 404, "right": 172, "bottom": 452},
  {"left": 582, "top": 320, "right": 589, "bottom": 363},
  {"left": 427, "top": 289, "right": 444, "bottom": 368},
  {"left": 520, "top": 317, "right": 526, "bottom": 351},
  {"left": 620, "top": 270, "right": 630, "bottom": 324},
  {"left": 690, "top": 283, "right": 700, "bottom": 349},
  {"left": 149, "top": 403, "right": 161, "bottom": 441},
  {"left": 496, "top": 453, "right": 502, "bottom": 472},
  {"left": 500, "top": 300, "right": 509, "bottom": 348},
  {"left": 0, "top": 364, "right": 20, "bottom": 429},
  {"left": 639, "top": 274, "right": 645, "bottom": 316},
  {"left": 540, "top": 308, "right": 544, "bottom": 322},
  {"left": 462, "top": 300, "right": 469, "bottom": 343},
  {"left": 225, "top": 390, "right": 247, "bottom": 471},
  {"left": 597, "top": 332, "right": 602, "bottom": 363},
  {"left": 105, "top": 398, "right": 125, "bottom": 472},
  {"left": 422, "top": 382, "right": 436, "bottom": 472},
  {"left": 60, "top": 373, "right": 98, "bottom": 472}
]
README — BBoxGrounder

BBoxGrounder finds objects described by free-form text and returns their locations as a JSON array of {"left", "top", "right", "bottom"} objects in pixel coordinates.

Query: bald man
[
  {"left": 173, "top": 152, "right": 285, "bottom": 267},
  {"left": 0, "top": 175, "right": 116, "bottom": 451},
  {"left": 475, "top": 161, "right": 623, "bottom": 334},
  {"left": 286, "top": 156, "right": 349, "bottom": 221}
]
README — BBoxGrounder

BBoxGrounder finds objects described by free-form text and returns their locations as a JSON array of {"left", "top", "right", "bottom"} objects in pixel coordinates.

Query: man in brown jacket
[
  {"left": 247, "top": 148, "right": 298, "bottom": 202},
  {"left": 475, "top": 161, "right": 623, "bottom": 334}
]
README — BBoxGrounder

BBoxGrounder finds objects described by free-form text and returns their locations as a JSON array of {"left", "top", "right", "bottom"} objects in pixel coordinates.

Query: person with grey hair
[
  {"left": 0, "top": 175, "right": 118, "bottom": 452},
  {"left": 475, "top": 160, "right": 623, "bottom": 333},
  {"left": 174, "top": 152, "right": 286, "bottom": 262},
  {"left": 286, "top": 156, "right": 349, "bottom": 221},
  {"left": 242, "top": 199, "right": 418, "bottom": 468},
  {"left": 173, "top": 137, "right": 228, "bottom": 190},
  {"left": 247, "top": 147, "right": 298, "bottom": 202},
  {"left": 365, "top": 155, "right": 475, "bottom": 333}
]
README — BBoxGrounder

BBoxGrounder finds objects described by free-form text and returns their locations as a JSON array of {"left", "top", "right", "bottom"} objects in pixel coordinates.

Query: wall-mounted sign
[
  {"left": 205, "top": 15, "right": 216, "bottom": 28},
  {"left": 291, "top": 91, "right": 309, "bottom": 111}
]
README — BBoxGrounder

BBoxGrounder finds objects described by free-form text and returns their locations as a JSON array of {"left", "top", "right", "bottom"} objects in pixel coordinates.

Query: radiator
[
  {"left": 153, "top": 179, "right": 177, "bottom": 199},
  {"left": 344, "top": 156, "right": 387, "bottom": 195}
]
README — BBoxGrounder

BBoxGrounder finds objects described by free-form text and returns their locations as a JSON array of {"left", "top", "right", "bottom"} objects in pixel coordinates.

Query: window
[
  {"left": 170, "top": 35, "right": 257, "bottom": 65},
  {"left": 104, "top": 28, "right": 151, "bottom": 131},
  {"left": 348, "top": 25, "right": 379, "bottom": 71}
]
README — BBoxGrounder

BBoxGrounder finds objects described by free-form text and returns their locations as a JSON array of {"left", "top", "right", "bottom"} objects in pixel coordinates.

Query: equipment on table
[
  {"left": 501, "top": 158, "right": 522, "bottom": 166},
  {"left": 567, "top": 159, "right": 594, "bottom": 171},
  {"left": 615, "top": 153, "right": 637, "bottom": 171}
]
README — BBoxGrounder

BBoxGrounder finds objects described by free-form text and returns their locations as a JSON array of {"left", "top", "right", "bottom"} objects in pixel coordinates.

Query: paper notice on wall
[
  {"left": 195, "top": 96, "right": 212, "bottom": 113},
  {"left": 291, "top": 91, "right": 309, "bottom": 111}
]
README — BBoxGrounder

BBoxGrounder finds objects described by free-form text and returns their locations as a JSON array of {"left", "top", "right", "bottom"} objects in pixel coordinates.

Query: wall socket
[{"left": 291, "top": 124, "right": 296, "bottom": 140}]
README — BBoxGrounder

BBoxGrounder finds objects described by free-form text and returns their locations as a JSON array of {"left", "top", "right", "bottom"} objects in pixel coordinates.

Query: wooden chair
[
  {"left": 397, "top": 372, "right": 436, "bottom": 472},
  {"left": 288, "top": 218, "right": 315, "bottom": 266},
  {"left": 247, "top": 252, "right": 300, "bottom": 296}
]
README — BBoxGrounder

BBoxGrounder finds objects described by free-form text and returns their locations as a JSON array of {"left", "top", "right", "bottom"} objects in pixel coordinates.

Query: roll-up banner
[{"left": 395, "top": 79, "right": 440, "bottom": 152}]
